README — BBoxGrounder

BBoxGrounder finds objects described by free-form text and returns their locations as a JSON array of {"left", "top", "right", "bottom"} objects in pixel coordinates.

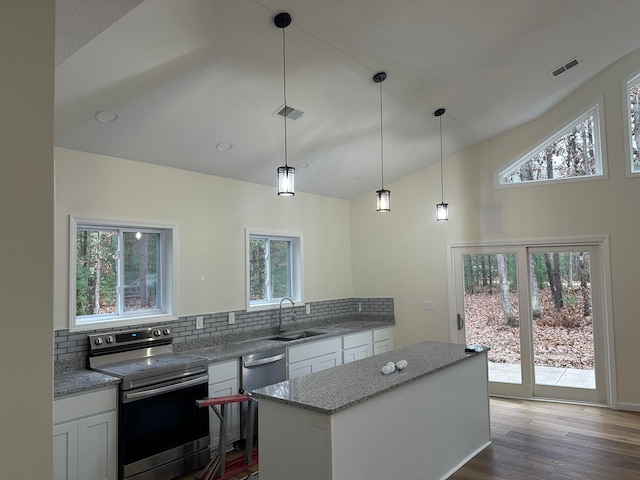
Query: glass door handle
[{"left": 457, "top": 313, "right": 465, "bottom": 330}]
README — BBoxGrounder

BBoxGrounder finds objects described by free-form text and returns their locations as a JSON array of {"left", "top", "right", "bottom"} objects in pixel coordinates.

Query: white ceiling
[{"left": 54, "top": 0, "right": 640, "bottom": 199}]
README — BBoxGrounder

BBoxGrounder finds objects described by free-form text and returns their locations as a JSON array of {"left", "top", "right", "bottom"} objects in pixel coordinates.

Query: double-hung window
[
  {"left": 70, "top": 217, "right": 177, "bottom": 331},
  {"left": 246, "top": 230, "right": 302, "bottom": 309}
]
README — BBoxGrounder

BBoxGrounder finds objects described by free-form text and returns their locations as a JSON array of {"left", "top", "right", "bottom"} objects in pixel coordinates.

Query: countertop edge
[{"left": 251, "top": 342, "right": 488, "bottom": 415}]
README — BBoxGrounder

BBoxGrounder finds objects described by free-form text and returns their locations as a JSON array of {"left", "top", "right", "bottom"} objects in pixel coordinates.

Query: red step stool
[{"left": 195, "top": 393, "right": 256, "bottom": 480}]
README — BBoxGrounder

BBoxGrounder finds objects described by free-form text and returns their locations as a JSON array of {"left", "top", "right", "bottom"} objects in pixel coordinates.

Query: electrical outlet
[
  {"left": 196, "top": 315, "right": 204, "bottom": 329},
  {"left": 306, "top": 303, "right": 311, "bottom": 315},
  {"left": 228, "top": 312, "right": 235, "bottom": 325},
  {"left": 422, "top": 301, "right": 435, "bottom": 311}
]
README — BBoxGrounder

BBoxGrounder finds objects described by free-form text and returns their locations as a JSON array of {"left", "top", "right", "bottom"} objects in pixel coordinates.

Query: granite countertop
[
  {"left": 250, "top": 340, "right": 488, "bottom": 415},
  {"left": 54, "top": 319, "right": 393, "bottom": 398},
  {"left": 54, "top": 369, "right": 121, "bottom": 397}
]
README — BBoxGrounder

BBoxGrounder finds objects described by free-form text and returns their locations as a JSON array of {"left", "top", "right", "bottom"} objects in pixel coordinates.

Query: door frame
[{"left": 446, "top": 236, "right": 617, "bottom": 408}]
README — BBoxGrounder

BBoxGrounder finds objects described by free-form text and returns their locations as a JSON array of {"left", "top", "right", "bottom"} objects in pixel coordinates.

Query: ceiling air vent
[
  {"left": 550, "top": 57, "right": 582, "bottom": 78},
  {"left": 276, "top": 104, "right": 304, "bottom": 120}
]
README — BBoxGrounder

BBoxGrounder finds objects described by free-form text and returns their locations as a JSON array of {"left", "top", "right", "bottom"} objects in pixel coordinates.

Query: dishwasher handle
[{"left": 243, "top": 353, "right": 285, "bottom": 368}]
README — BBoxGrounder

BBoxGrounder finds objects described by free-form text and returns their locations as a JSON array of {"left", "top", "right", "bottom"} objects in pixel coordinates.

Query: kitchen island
[{"left": 251, "top": 340, "right": 490, "bottom": 480}]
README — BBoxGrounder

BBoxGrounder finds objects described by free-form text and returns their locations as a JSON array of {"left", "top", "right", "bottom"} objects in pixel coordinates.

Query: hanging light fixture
[
  {"left": 434, "top": 107, "right": 448, "bottom": 221},
  {"left": 275, "top": 12, "right": 294, "bottom": 196},
  {"left": 374, "top": 71, "right": 390, "bottom": 212}
]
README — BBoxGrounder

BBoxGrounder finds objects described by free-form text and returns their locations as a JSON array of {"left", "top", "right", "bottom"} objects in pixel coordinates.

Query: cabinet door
[
  {"left": 77, "top": 411, "right": 117, "bottom": 480},
  {"left": 373, "top": 339, "right": 391, "bottom": 355},
  {"left": 53, "top": 422, "right": 78, "bottom": 480},
  {"left": 288, "top": 358, "right": 315, "bottom": 379},
  {"left": 316, "top": 352, "right": 341, "bottom": 372},
  {"left": 208, "top": 378, "right": 240, "bottom": 448},
  {"left": 343, "top": 347, "right": 358, "bottom": 364}
]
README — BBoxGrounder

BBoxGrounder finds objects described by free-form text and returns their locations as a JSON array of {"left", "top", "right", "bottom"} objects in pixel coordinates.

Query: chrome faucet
[{"left": 279, "top": 297, "right": 296, "bottom": 333}]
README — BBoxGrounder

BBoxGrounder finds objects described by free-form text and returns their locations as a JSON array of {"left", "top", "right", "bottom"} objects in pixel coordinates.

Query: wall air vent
[
  {"left": 550, "top": 56, "right": 582, "bottom": 78},
  {"left": 276, "top": 104, "right": 304, "bottom": 120}
]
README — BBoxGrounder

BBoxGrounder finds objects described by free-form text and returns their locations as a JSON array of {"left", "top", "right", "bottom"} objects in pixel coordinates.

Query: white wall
[
  {"left": 54, "top": 148, "right": 353, "bottom": 330},
  {"left": 0, "top": 1, "right": 54, "bottom": 477},
  {"left": 351, "top": 47, "right": 640, "bottom": 407}
]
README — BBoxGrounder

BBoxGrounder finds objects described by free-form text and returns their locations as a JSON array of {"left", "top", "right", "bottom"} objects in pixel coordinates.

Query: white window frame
[
  {"left": 496, "top": 99, "right": 607, "bottom": 187},
  {"left": 622, "top": 68, "right": 640, "bottom": 177},
  {"left": 245, "top": 229, "right": 303, "bottom": 311},
  {"left": 69, "top": 216, "right": 178, "bottom": 332}
]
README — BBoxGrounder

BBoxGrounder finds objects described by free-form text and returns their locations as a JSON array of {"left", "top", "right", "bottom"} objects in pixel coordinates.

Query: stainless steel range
[{"left": 89, "top": 325, "right": 210, "bottom": 480}]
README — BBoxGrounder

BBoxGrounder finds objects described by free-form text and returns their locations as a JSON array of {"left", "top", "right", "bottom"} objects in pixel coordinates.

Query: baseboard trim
[
  {"left": 616, "top": 402, "right": 640, "bottom": 412},
  {"left": 441, "top": 440, "right": 492, "bottom": 480}
]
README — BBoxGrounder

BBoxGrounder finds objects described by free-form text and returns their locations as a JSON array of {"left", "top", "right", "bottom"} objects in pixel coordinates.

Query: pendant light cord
[
  {"left": 439, "top": 113, "right": 444, "bottom": 203},
  {"left": 282, "top": 27, "right": 288, "bottom": 169},
  {"left": 379, "top": 81, "right": 384, "bottom": 189}
]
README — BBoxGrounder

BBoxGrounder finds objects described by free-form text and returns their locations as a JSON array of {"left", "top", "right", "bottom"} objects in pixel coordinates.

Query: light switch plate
[
  {"left": 196, "top": 315, "right": 204, "bottom": 329},
  {"left": 228, "top": 312, "right": 235, "bottom": 325},
  {"left": 422, "top": 301, "right": 435, "bottom": 311},
  {"left": 306, "top": 303, "right": 311, "bottom": 315}
]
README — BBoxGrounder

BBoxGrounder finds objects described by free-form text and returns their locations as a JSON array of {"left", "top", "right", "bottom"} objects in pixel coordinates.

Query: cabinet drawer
[
  {"left": 54, "top": 388, "right": 117, "bottom": 424},
  {"left": 343, "top": 331, "right": 372, "bottom": 349},
  {"left": 208, "top": 359, "right": 238, "bottom": 382},
  {"left": 288, "top": 337, "right": 341, "bottom": 364},
  {"left": 373, "top": 326, "right": 393, "bottom": 343}
]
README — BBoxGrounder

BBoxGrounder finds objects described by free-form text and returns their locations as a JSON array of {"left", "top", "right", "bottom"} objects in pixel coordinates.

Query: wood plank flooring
[
  {"left": 449, "top": 398, "right": 640, "bottom": 480},
  {"left": 178, "top": 398, "right": 640, "bottom": 480}
]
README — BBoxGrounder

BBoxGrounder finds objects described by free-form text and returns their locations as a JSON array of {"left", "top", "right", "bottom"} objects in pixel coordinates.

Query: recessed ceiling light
[
  {"left": 295, "top": 162, "right": 309, "bottom": 169},
  {"left": 215, "top": 141, "right": 233, "bottom": 151},
  {"left": 95, "top": 110, "right": 118, "bottom": 123},
  {"left": 349, "top": 176, "right": 362, "bottom": 183}
]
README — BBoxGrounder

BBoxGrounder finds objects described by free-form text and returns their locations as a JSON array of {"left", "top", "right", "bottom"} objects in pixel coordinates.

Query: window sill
[{"left": 69, "top": 313, "right": 178, "bottom": 333}]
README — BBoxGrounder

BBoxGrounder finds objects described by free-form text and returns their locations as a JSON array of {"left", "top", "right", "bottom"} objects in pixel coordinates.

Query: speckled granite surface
[
  {"left": 54, "top": 319, "right": 393, "bottom": 398},
  {"left": 250, "top": 340, "right": 488, "bottom": 414},
  {"left": 54, "top": 369, "right": 121, "bottom": 397}
]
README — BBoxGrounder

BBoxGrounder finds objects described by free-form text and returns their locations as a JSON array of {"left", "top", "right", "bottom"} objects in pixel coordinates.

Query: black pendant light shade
[
  {"left": 374, "top": 72, "right": 390, "bottom": 212},
  {"left": 275, "top": 12, "right": 294, "bottom": 196},
  {"left": 434, "top": 107, "right": 448, "bottom": 221}
]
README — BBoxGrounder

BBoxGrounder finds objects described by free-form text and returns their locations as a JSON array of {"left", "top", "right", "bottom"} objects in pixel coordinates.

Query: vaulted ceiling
[{"left": 54, "top": 0, "right": 640, "bottom": 199}]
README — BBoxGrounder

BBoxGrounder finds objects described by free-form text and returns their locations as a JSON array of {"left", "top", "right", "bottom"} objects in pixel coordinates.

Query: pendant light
[
  {"left": 434, "top": 107, "right": 448, "bottom": 221},
  {"left": 275, "top": 12, "right": 294, "bottom": 196},
  {"left": 374, "top": 71, "right": 390, "bottom": 212}
]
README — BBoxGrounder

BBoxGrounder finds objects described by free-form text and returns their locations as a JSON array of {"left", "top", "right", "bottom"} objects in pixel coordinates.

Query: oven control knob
[
  {"left": 94, "top": 337, "right": 103, "bottom": 346},
  {"left": 154, "top": 329, "right": 161, "bottom": 337},
  {"left": 105, "top": 335, "right": 114, "bottom": 344},
  {"left": 163, "top": 328, "right": 171, "bottom": 335}
]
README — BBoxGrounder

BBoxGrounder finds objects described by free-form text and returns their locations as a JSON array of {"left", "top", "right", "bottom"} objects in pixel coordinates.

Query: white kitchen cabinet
[
  {"left": 373, "top": 326, "right": 394, "bottom": 355},
  {"left": 53, "top": 421, "right": 78, "bottom": 480},
  {"left": 287, "top": 337, "right": 342, "bottom": 379},
  {"left": 342, "top": 330, "right": 372, "bottom": 364},
  {"left": 207, "top": 359, "right": 240, "bottom": 450},
  {"left": 53, "top": 388, "right": 117, "bottom": 480}
]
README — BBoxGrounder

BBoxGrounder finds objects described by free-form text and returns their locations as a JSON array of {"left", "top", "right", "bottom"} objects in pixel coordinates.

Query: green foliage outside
[
  {"left": 76, "top": 228, "right": 159, "bottom": 316},
  {"left": 250, "top": 237, "right": 290, "bottom": 301}
]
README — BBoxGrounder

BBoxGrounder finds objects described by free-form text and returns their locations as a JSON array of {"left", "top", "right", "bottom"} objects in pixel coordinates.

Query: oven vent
[
  {"left": 550, "top": 57, "right": 582, "bottom": 78},
  {"left": 276, "top": 104, "right": 304, "bottom": 120}
]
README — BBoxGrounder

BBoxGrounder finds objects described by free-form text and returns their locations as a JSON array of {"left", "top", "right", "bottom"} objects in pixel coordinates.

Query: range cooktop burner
[{"left": 88, "top": 325, "right": 208, "bottom": 390}]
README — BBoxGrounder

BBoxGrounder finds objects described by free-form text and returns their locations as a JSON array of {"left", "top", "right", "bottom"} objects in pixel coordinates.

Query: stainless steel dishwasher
[{"left": 239, "top": 347, "right": 287, "bottom": 446}]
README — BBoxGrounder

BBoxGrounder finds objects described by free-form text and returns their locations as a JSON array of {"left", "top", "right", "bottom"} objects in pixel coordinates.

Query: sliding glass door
[{"left": 451, "top": 241, "right": 610, "bottom": 404}]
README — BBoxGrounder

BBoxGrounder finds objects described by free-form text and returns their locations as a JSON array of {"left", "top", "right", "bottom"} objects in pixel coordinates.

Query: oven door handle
[
  {"left": 123, "top": 375, "right": 208, "bottom": 402},
  {"left": 243, "top": 353, "right": 285, "bottom": 368}
]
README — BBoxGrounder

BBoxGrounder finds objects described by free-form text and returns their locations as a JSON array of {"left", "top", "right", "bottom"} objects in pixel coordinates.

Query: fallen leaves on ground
[{"left": 465, "top": 288, "right": 594, "bottom": 369}]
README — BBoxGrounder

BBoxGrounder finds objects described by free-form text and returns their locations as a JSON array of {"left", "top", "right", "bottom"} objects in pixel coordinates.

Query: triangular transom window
[{"left": 497, "top": 103, "right": 605, "bottom": 185}]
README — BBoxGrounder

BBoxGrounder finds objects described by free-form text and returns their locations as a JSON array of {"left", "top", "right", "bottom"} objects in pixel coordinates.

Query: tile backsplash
[{"left": 55, "top": 297, "right": 394, "bottom": 367}]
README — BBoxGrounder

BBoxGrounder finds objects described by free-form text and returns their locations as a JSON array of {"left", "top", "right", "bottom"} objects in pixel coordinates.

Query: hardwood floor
[
  {"left": 449, "top": 398, "right": 640, "bottom": 480},
  {"left": 179, "top": 398, "right": 640, "bottom": 480}
]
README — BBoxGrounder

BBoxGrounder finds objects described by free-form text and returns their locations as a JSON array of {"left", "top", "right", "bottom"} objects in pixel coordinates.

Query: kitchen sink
[{"left": 268, "top": 330, "right": 327, "bottom": 342}]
